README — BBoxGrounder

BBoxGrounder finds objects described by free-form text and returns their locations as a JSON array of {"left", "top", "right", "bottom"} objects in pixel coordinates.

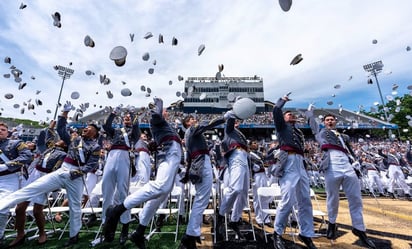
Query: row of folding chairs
[
  {"left": 4, "top": 183, "right": 327, "bottom": 246},
  {"left": 257, "top": 185, "right": 327, "bottom": 243}
]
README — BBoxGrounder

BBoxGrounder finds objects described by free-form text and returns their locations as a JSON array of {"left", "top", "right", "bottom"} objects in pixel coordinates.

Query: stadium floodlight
[
  {"left": 53, "top": 65, "right": 74, "bottom": 120},
  {"left": 363, "top": 61, "right": 389, "bottom": 122}
]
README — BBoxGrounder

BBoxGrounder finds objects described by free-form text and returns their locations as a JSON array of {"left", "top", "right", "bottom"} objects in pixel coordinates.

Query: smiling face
[
  {"left": 283, "top": 111, "right": 297, "bottom": 123},
  {"left": 323, "top": 114, "right": 337, "bottom": 129},
  {"left": 184, "top": 116, "right": 196, "bottom": 128},
  {"left": 123, "top": 113, "right": 132, "bottom": 126},
  {"left": 55, "top": 139, "right": 67, "bottom": 150},
  {"left": 250, "top": 140, "right": 258, "bottom": 150},
  {"left": 82, "top": 125, "right": 98, "bottom": 139}
]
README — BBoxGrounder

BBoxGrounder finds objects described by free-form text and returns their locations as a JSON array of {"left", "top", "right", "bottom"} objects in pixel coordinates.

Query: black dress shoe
[
  {"left": 119, "top": 223, "right": 129, "bottom": 245},
  {"left": 180, "top": 234, "right": 198, "bottom": 249},
  {"left": 8, "top": 235, "right": 26, "bottom": 247},
  {"left": 326, "top": 223, "right": 338, "bottom": 239},
  {"left": 352, "top": 228, "right": 377, "bottom": 249},
  {"left": 298, "top": 234, "right": 318, "bottom": 249},
  {"left": 103, "top": 204, "right": 126, "bottom": 242},
  {"left": 265, "top": 222, "right": 274, "bottom": 228},
  {"left": 229, "top": 221, "right": 245, "bottom": 240},
  {"left": 155, "top": 214, "right": 166, "bottom": 228},
  {"left": 119, "top": 232, "right": 128, "bottom": 246},
  {"left": 85, "top": 214, "right": 98, "bottom": 227},
  {"left": 129, "top": 231, "right": 146, "bottom": 249},
  {"left": 63, "top": 233, "right": 79, "bottom": 247},
  {"left": 0, "top": 235, "right": 4, "bottom": 247},
  {"left": 216, "top": 215, "right": 225, "bottom": 242},
  {"left": 273, "top": 233, "right": 286, "bottom": 249}
]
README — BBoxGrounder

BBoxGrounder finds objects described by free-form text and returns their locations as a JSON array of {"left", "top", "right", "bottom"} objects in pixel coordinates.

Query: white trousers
[
  {"left": 0, "top": 163, "right": 83, "bottom": 237},
  {"left": 102, "top": 149, "right": 131, "bottom": 224},
  {"left": 274, "top": 154, "right": 314, "bottom": 237},
  {"left": 124, "top": 141, "right": 181, "bottom": 226},
  {"left": 0, "top": 173, "right": 20, "bottom": 238},
  {"left": 186, "top": 155, "right": 213, "bottom": 237},
  {"left": 387, "top": 164, "right": 411, "bottom": 194},
  {"left": 219, "top": 149, "right": 249, "bottom": 222},
  {"left": 325, "top": 150, "right": 365, "bottom": 231}
]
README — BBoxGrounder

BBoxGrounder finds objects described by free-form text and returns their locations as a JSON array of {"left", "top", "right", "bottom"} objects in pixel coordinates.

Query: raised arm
[
  {"left": 103, "top": 112, "right": 116, "bottom": 138},
  {"left": 305, "top": 105, "right": 321, "bottom": 135},
  {"left": 193, "top": 117, "right": 225, "bottom": 137},
  {"left": 272, "top": 97, "right": 287, "bottom": 131},
  {"left": 130, "top": 113, "right": 141, "bottom": 143}
]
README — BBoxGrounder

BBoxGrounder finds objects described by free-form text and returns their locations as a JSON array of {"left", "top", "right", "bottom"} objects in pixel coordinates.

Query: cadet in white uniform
[
  {"left": 0, "top": 102, "right": 101, "bottom": 247},
  {"left": 103, "top": 98, "right": 182, "bottom": 249},
  {"left": 307, "top": 110, "right": 376, "bottom": 249}
]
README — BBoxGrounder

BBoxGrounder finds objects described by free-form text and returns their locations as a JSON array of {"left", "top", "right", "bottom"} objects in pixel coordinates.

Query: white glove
[
  {"left": 0, "top": 164, "right": 8, "bottom": 171},
  {"left": 283, "top": 92, "right": 292, "bottom": 101},
  {"left": 95, "top": 169, "right": 103, "bottom": 176},
  {"left": 79, "top": 103, "right": 87, "bottom": 112},
  {"left": 307, "top": 103, "right": 315, "bottom": 111},
  {"left": 352, "top": 161, "right": 361, "bottom": 170},
  {"left": 127, "top": 105, "right": 136, "bottom": 114},
  {"left": 113, "top": 104, "right": 123, "bottom": 114},
  {"left": 224, "top": 110, "right": 236, "bottom": 120},
  {"left": 63, "top": 101, "right": 74, "bottom": 112}
]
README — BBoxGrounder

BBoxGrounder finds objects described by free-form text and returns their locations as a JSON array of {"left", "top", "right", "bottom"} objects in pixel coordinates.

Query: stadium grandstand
[{"left": 70, "top": 75, "right": 397, "bottom": 141}]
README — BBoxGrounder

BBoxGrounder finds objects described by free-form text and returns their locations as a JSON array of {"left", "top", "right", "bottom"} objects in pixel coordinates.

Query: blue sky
[{"left": 0, "top": 0, "right": 411, "bottom": 122}]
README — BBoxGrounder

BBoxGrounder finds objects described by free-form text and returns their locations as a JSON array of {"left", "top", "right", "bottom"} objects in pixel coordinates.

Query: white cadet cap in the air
[
  {"left": 233, "top": 97, "right": 256, "bottom": 120},
  {"left": 109, "top": 46, "right": 128, "bottom": 67},
  {"left": 290, "top": 53, "right": 303, "bottom": 65},
  {"left": 198, "top": 44, "right": 205, "bottom": 56},
  {"left": 144, "top": 32, "right": 153, "bottom": 39},
  {"left": 51, "top": 12, "right": 61, "bottom": 28},
  {"left": 84, "top": 35, "right": 95, "bottom": 47},
  {"left": 71, "top": 91, "right": 80, "bottom": 99},
  {"left": 142, "top": 52, "right": 150, "bottom": 61},
  {"left": 121, "top": 88, "right": 132, "bottom": 97}
]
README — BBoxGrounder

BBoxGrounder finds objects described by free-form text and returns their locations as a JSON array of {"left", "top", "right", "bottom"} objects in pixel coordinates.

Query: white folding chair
[
  {"left": 43, "top": 206, "right": 70, "bottom": 240},
  {"left": 221, "top": 186, "right": 256, "bottom": 241},
  {"left": 288, "top": 188, "right": 327, "bottom": 242},
  {"left": 5, "top": 206, "right": 37, "bottom": 240},
  {"left": 257, "top": 186, "right": 281, "bottom": 242},
  {"left": 81, "top": 207, "right": 103, "bottom": 240},
  {"left": 147, "top": 186, "right": 183, "bottom": 242},
  {"left": 309, "top": 188, "right": 327, "bottom": 236}
]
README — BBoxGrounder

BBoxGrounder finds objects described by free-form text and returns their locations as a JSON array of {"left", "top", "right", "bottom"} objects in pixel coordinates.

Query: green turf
[{"left": 3, "top": 215, "right": 185, "bottom": 249}]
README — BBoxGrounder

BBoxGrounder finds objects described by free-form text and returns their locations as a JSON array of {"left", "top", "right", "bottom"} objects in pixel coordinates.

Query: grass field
[
  {"left": 3, "top": 215, "right": 186, "bottom": 249},
  {"left": 3, "top": 190, "right": 412, "bottom": 249}
]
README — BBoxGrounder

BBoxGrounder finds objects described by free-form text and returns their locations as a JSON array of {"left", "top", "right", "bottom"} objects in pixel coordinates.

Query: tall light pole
[
  {"left": 363, "top": 61, "right": 389, "bottom": 121},
  {"left": 363, "top": 60, "right": 393, "bottom": 138},
  {"left": 53, "top": 65, "right": 74, "bottom": 120}
]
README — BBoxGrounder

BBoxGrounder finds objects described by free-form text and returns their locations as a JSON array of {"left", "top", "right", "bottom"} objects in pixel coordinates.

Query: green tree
[{"left": 363, "top": 94, "right": 412, "bottom": 140}]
